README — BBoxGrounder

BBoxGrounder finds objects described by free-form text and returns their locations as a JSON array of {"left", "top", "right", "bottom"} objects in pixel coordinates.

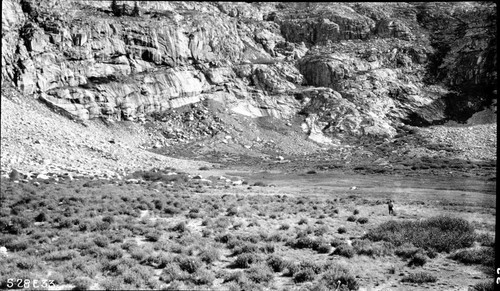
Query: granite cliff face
[{"left": 1, "top": 1, "right": 496, "bottom": 141}]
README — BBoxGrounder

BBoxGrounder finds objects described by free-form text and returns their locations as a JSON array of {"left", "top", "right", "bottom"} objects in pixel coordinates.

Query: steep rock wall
[{"left": 1, "top": 1, "right": 496, "bottom": 141}]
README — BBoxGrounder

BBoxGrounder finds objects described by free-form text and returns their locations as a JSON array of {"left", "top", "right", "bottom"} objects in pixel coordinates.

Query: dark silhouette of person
[{"left": 388, "top": 200, "right": 394, "bottom": 215}]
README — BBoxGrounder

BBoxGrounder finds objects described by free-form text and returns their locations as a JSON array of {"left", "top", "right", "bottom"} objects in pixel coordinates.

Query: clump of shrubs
[
  {"left": 175, "top": 256, "right": 203, "bottom": 274},
  {"left": 231, "top": 253, "right": 261, "bottom": 269},
  {"left": 279, "top": 223, "right": 290, "bottom": 230},
  {"left": 316, "top": 243, "right": 333, "bottom": 254},
  {"left": 401, "top": 272, "right": 437, "bottom": 284},
  {"left": 448, "top": 247, "right": 495, "bottom": 267},
  {"left": 199, "top": 247, "right": 220, "bottom": 264},
  {"left": 160, "top": 263, "right": 189, "bottom": 283},
  {"left": 317, "top": 263, "right": 359, "bottom": 291},
  {"left": 357, "top": 217, "right": 369, "bottom": 224},
  {"left": 475, "top": 233, "right": 495, "bottom": 247},
  {"left": 337, "top": 227, "right": 347, "bottom": 234},
  {"left": 246, "top": 263, "right": 274, "bottom": 284},
  {"left": 408, "top": 251, "right": 428, "bottom": 267},
  {"left": 365, "top": 216, "right": 476, "bottom": 253},
  {"left": 290, "top": 236, "right": 316, "bottom": 249},
  {"left": 286, "top": 261, "right": 323, "bottom": 283},
  {"left": 352, "top": 239, "right": 394, "bottom": 257},
  {"left": 171, "top": 222, "right": 189, "bottom": 233},
  {"left": 469, "top": 281, "right": 495, "bottom": 291},
  {"left": 395, "top": 243, "right": 420, "bottom": 259},
  {"left": 266, "top": 255, "right": 290, "bottom": 272},
  {"left": 332, "top": 244, "right": 354, "bottom": 258},
  {"left": 253, "top": 181, "right": 268, "bottom": 187},
  {"left": 347, "top": 215, "right": 357, "bottom": 222}
]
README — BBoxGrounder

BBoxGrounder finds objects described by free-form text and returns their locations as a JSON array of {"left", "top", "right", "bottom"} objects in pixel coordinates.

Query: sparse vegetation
[{"left": 0, "top": 160, "right": 492, "bottom": 290}]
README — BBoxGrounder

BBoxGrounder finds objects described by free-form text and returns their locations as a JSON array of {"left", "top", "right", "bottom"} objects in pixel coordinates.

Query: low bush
[
  {"left": 347, "top": 216, "right": 357, "bottom": 222},
  {"left": 145, "top": 230, "right": 162, "bottom": 242},
  {"left": 160, "top": 263, "right": 189, "bottom": 283},
  {"left": 395, "top": 243, "right": 421, "bottom": 259},
  {"left": 231, "top": 253, "right": 261, "bottom": 269},
  {"left": 44, "top": 250, "right": 79, "bottom": 261},
  {"left": 16, "top": 257, "right": 39, "bottom": 270},
  {"left": 215, "top": 233, "right": 235, "bottom": 244},
  {"left": 246, "top": 263, "right": 274, "bottom": 284},
  {"left": 333, "top": 244, "right": 354, "bottom": 258},
  {"left": 190, "top": 268, "right": 215, "bottom": 285},
  {"left": 171, "top": 222, "right": 189, "bottom": 233},
  {"left": 337, "top": 227, "right": 347, "bottom": 234},
  {"left": 357, "top": 217, "right": 369, "bottom": 224},
  {"left": 199, "top": 247, "right": 220, "bottom": 264},
  {"left": 401, "top": 272, "right": 437, "bottom": 284},
  {"left": 175, "top": 256, "right": 203, "bottom": 274},
  {"left": 290, "top": 236, "right": 316, "bottom": 249},
  {"left": 71, "top": 276, "right": 93, "bottom": 290},
  {"left": 266, "top": 255, "right": 290, "bottom": 272},
  {"left": 130, "top": 247, "right": 150, "bottom": 262},
  {"left": 314, "top": 226, "right": 329, "bottom": 236},
  {"left": 353, "top": 239, "right": 394, "bottom": 257},
  {"left": 298, "top": 218, "right": 308, "bottom": 225},
  {"left": 164, "top": 206, "right": 181, "bottom": 215},
  {"left": 469, "top": 281, "right": 495, "bottom": 291},
  {"left": 365, "top": 216, "right": 475, "bottom": 253},
  {"left": 287, "top": 261, "right": 323, "bottom": 283},
  {"left": 449, "top": 247, "right": 495, "bottom": 267},
  {"left": 353, "top": 209, "right": 360, "bottom": 215},
  {"left": 253, "top": 181, "right": 268, "bottom": 187},
  {"left": 122, "top": 265, "right": 151, "bottom": 287},
  {"left": 102, "top": 247, "right": 123, "bottom": 260},
  {"left": 100, "top": 277, "right": 125, "bottom": 290},
  {"left": 293, "top": 268, "right": 316, "bottom": 283},
  {"left": 279, "top": 223, "right": 290, "bottom": 230},
  {"left": 260, "top": 243, "right": 276, "bottom": 254},
  {"left": 426, "top": 248, "right": 438, "bottom": 259},
  {"left": 226, "top": 207, "right": 239, "bottom": 216},
  {"left": 408, "top": 251, "right": 428, "bottom": 267},
  {"left": 316, "top": 244, "right": 332, "bottom": 254},
  {"left": 319, "top": 263, "right": 359, "bottom": 291},
  {"left": 331, "top": 238, "right": 344, "bottom": 248},
  {"left": 93, "top": 235, "right": 109, "bottom": 248},
  {"left": 475, "top": 233, "right": 495, "bottom": 247},
  {"left": 34, "top": 212, "right": 49, "bottom": 222}
]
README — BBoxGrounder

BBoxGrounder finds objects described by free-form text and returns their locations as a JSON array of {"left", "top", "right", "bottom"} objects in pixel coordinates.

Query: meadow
[{"left": 0, "top": 168, "right": 495, "bottom": 290}]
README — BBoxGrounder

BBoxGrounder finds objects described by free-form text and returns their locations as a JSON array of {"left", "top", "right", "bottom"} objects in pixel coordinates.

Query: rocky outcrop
[
  {"left": 2, "top": 0, "right": 288, "bottom": 121},
  {"left": 1, "top": 1, "right": 496, "bottom": 142},
  {"left": 297, "top": 38, "right": 449, "bottom": 137},
  {"left": 415, "top": 2, "right": 497, "bottom": 121}
]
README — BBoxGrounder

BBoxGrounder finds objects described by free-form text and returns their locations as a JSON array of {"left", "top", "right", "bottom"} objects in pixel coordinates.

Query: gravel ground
[
  {"left": 1, "top": 87, "right": 496, "bottom": 179},
  {"left": 0, "top": 89, "right": 211, "bottom": 178},
  {"left": 419, "top": 122, "right": 497, "bottom": 162}
]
